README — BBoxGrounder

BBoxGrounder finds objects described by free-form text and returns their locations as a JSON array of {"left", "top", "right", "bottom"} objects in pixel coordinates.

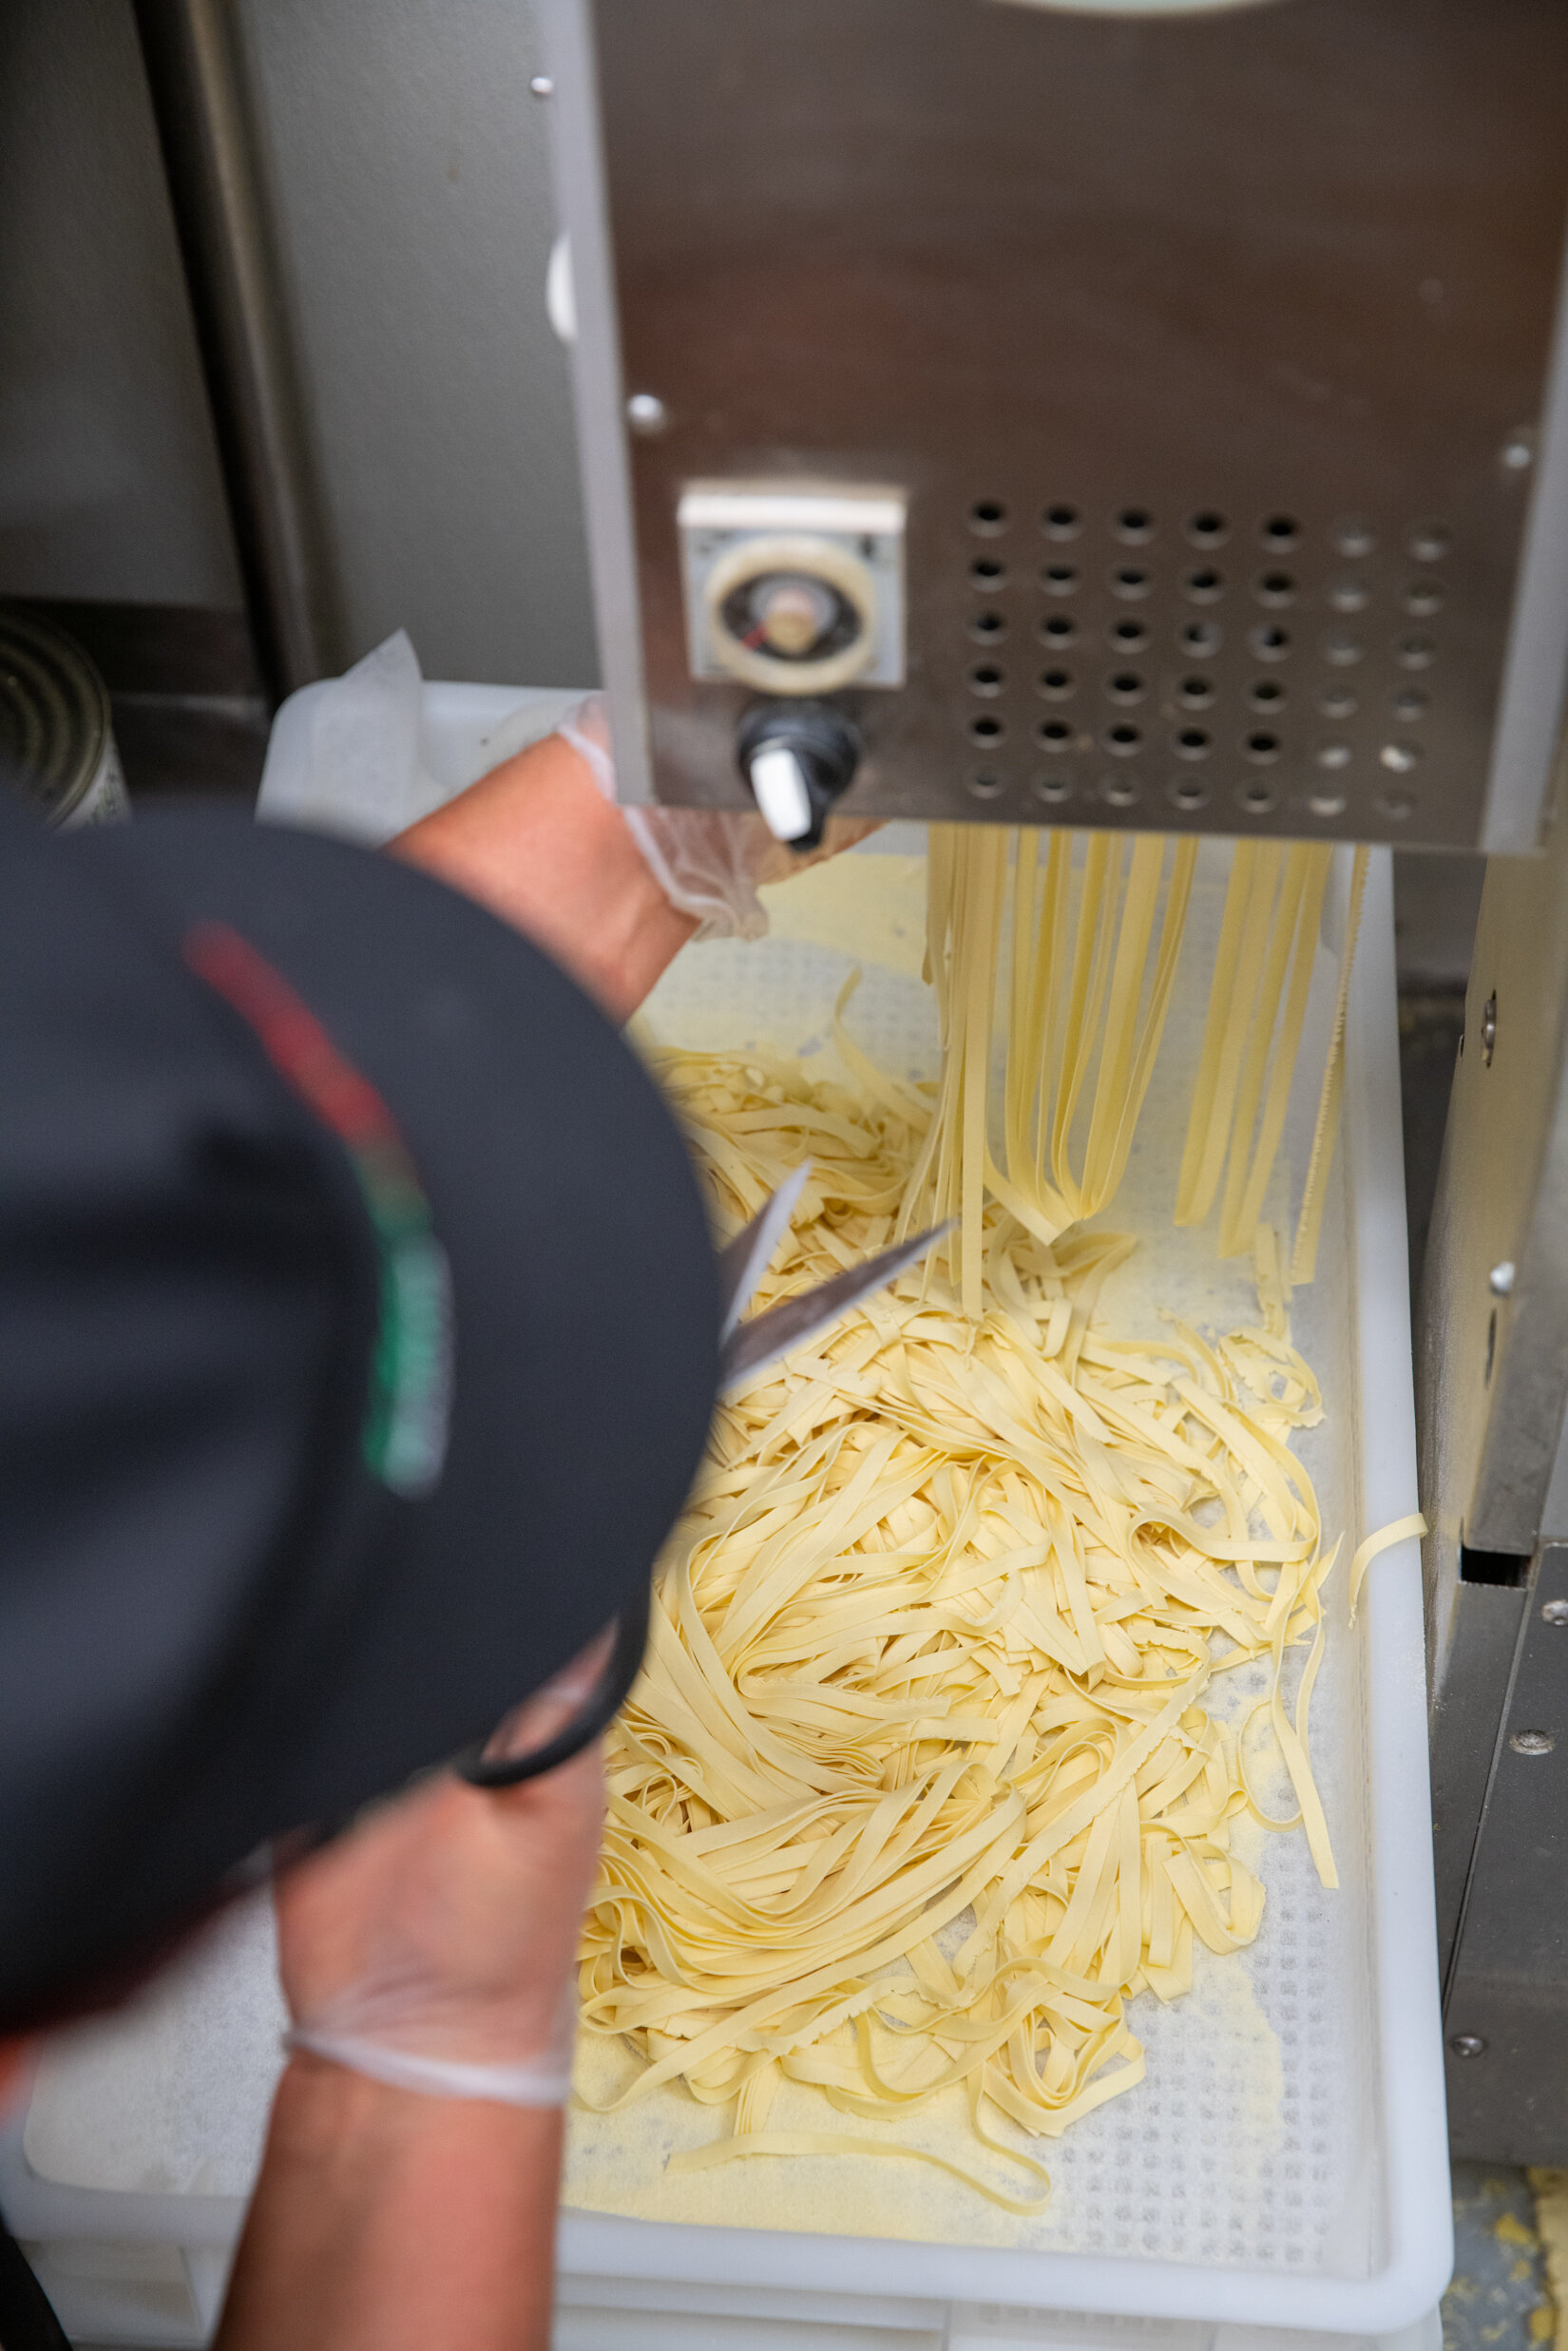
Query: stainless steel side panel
[{"left": 1444, "top": 1548, "right": 1568, "bottom": 2163}]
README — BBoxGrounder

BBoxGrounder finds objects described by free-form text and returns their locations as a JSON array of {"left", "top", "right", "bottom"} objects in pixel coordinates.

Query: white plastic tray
[{"left": 1, "top": 683, "right": 1450, "bottom": 2350}]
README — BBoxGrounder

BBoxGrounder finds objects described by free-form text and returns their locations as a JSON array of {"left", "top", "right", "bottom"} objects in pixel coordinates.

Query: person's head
[{"left": 0, "top": 797, "right": 717, "bottom": 2037}]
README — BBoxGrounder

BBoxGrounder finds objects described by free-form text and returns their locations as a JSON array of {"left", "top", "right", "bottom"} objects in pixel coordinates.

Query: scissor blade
[
  {"left": 718, "top": 1223, "right": 950, "bottom": 1391},
  {"left": 716, "top": 1162, "right": 812, "bottom": 1342}
]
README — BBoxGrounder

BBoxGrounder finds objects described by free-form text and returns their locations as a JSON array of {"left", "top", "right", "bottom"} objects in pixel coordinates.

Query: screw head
[
  {"left": 626, "top": 392, "right": 669, "bottom": 436},
  {"left": 1542, "top": 1599, "right": 1568, "bottom": 1626},
  {"left": 1449, "top": 2034, "right": 1487, "bottom": 2059},
  {"left": 529, "top": 73, "right": 554, "bottom": 97},
  {"left": 1501, "top": 434, "right": 1536, "bottom": 472},
  {"left": 1510, "top": 1729, "right": 1556, "bottom": 1756},
  {"left": 1490, "top": 1261, "right": 1517, "bottom": 1297}
]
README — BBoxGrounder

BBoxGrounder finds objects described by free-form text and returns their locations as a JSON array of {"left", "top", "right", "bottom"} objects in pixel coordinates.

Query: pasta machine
[{"left": 541, "top": 0, "right": 1568, "bottom": 2162}]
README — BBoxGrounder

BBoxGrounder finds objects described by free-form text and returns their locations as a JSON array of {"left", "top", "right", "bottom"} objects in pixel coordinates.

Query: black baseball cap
[{"left": 0, "top": 793, "right": 718, "bottom": 2029}]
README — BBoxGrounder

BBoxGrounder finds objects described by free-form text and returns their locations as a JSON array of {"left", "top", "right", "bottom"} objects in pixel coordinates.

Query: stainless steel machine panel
[{"left": 547, "top": 0, "right": 1568, "bottom": 846}]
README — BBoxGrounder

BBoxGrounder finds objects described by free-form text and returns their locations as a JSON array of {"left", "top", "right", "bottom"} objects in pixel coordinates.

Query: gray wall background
[{"left": 0, "top": 0, "right": 598, "bottom": 687}]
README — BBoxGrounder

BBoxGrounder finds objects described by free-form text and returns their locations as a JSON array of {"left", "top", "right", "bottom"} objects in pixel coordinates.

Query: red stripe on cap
[{"left": 184, "top": 921, "right": 400, "bottom": 1152}]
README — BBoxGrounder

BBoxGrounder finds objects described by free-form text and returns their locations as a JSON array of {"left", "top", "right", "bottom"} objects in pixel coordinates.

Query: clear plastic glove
[
  {"left": 560, "top": 694, "right": 879, "bottom": 944},
  {"left": 277, "top": 1634, "right": 612, "bottom": 2109}
]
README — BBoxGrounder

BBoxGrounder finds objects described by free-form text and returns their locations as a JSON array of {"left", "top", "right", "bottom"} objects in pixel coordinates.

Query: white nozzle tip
[{"left": 749, "top": 743, "right": 813, "bottom": 843}]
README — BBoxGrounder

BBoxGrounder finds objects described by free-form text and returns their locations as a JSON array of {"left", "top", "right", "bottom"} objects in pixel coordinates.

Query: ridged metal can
[{"left": 0, "top": 608, "right": 130, "bottom": 829}]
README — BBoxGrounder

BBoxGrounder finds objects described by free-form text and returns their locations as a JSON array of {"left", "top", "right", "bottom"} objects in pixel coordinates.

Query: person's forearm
[
  {"left": 216, "top": 2055, "right": 563, "bottom": 2351},
  {"left": 392, "top": 732, "right": 697, "bottom": 1023}
]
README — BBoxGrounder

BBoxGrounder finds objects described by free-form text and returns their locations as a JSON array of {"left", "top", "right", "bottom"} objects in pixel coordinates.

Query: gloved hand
[
  {"left": 277, "top": 1634, "right": 612, "bottom": 2108},
  {"left": 560, "top": 694, "right": 878, "bottom": 944}
]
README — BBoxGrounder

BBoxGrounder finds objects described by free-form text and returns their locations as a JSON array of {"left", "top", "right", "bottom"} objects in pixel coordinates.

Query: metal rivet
[
  {"left": 1449, "top": 2035, "right": 1486, "bottom": 2058},
  {"left": 1541, "top": 1598, "right": 1568, "bottom": 1626},
  {"left": 529, "top": 73, "right": 555, "bottom": 97},
  {"left": 1482, "top": 991, "right": 1498, "bottom": 1066},
  {"left": 626, "top": 392, "right": 669, "bottom": 436},
  {"left": 1510, "top": 1730, "right": 1556, "bottom": 1756},
  {"left": 1380, "top": 741, "right": 1421, "bottom": 773},
  {"left": 1501, "top": 434, "right": 1535, "bottom": 472},
  {"left": 1489, "top": 1261, "right": 1516, "bottom": 1297},
  {"left": 1309, "top": 793, "right": 1348, "bottom": 818}
]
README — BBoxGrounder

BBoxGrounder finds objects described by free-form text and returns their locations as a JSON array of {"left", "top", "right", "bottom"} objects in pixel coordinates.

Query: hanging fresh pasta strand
[
  {"left": 1291, "top": 845, "right": 1371, "bottom": 1286},
  {"left": 1215, "top": 847, "right": 1311, "bottom": 1255},
  {"left": 1220, "top": 846, "right": 1332, "bottom": 1257}
]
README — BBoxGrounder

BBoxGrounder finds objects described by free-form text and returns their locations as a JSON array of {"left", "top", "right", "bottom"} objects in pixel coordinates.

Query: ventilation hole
[
  {"left": 1316, "top": 741, "right": 1352, "bottom": 771},
  {"left": 1261, "top": 514, "right": 1300, "bottom": 548},
  {"left": 1396, "top": 634, "right": 1437, "bottom": 670},
  {"left": 969, "top": 663, "right": 1005, "bottom": 697},
  {"left": 1245, "top": 731, "right": 1281, "bottom": 763},
  {"left": 1248, "top": 679, "right": 1285, "bottom": 711},
  {"left": 1187, "top": 511, "right": 1229, "bottom": 547},
  {"left": 1168, "top": 775, "right": 1210, "bottom": 811},
  {"left": 1183, "top": 566, "right": 1225, "bottom": 602},
  {"left": 1380, "top": 740, "right": 1422, "bottom": 773},
  {"left": 1038, "top": 613, "right": 1077, "bottom": 647},
  {"left": 1392, "top": 688, "right": 1429, "bottom": 722},
  {"left": 968, "top": 610, "right": 1007, "bottom": 643},
  {"left": 1249, "top": 623, "right": 1291, "bottom": 660},
  {"left": 1111, "top": 618, "right": 1150, "bottom": 650},
  {"left": 1309, "top": 792, "right": 1348, "bottom": 817},
  {"left": 970, "top": 499, "right": 1008, "bottom": 536},
  {"left": 968, "top": 767, "right": 1007, "bottom": 799},
  {"left": 1174, "top": 727, "right": 1211, "bottom": 761},
  {"left": 970, "top": 557, "right": 1006, "bottom": 588},
  {"left": 1177, "top": 677, "right": 1214, "bottom": 709},
  {"left": 1042, "top": 563, "right": 1080, "bottom": 595},
  {"left": 1332, "top": 518, "right": 1375, "bottom": 559},
  {"left": 1318, "top": 684, "right": 1358, "bottom": 718},
  {"left": 1116, "top": 507, "right": 1155, "bottom": 544},
  {"left": 1378, "top": 789, "right": 1415, "bottom": 820},
  {"left": 1181, "top": 620, "right": 1222, "bottom": 657},
  {"left": 1107, "top": 671, "right": 1146, "bottom": 703},
  {"left": 1408, "top": 523, "right": 1451, "bottom": 563},
  {"left": 1257, "top": 571, "right": 1296, "bottom": 606},
  {"left": 1105, "top": 722, "right": 1142, "bottom": 755},
  {"left": 1042, "top": 503, "right": 1081, "bottom": 539},
  {"left": 1403, "top": 581, "right": 1444, "bottom": 617},
  {"left": 1111, "top": 564, "right": 1153, "bottom": 600},
  {"left": 1032, "top": 771, "right": 1074, "bottom": 806},
  {"left": 1099, "top": 774, "right": 1141, "bottom": 809},
  {"left": 1038, "top": 667, "right": 1076, "bottom": 699},
  {"left": 1328, "top": 578, "right": 1369, "bottom": 614},
  {"left": 1236, "top": 780, "right": 1279, "bottom": 813},
  {"left": 1322, "top": 631, "right": 1364, "bottom": 666},
  {"left": 969, "top": 714, "right": 1005, "bottom": 745},
  {"left": 1036, "top": 717, "right": 1075, "bottom": 748},
  {"left": 1460, "top": 1544, "right": 1532, "bottom": 1589}
]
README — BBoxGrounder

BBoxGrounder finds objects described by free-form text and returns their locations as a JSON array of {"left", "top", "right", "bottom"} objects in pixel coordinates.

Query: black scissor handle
[{"left": 456, "top": 1584, "right": 651, "bottom": 1789}]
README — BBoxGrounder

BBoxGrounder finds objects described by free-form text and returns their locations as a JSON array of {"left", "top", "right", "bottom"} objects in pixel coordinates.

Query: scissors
[
  {"left": 460, "top": 1168, "right": 947, "bottom": 1787},
  {"left": 717, "top": 1162, "right": 947, "bottom": 1389}
]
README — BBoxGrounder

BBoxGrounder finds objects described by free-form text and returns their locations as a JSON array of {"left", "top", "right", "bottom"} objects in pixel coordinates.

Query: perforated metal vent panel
[
  {"left": 951, "top": 499, "right": 1461, "bottom": 837},
  {"left": 576, "top": 0, "right": 1568, "bottom": 847}
]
